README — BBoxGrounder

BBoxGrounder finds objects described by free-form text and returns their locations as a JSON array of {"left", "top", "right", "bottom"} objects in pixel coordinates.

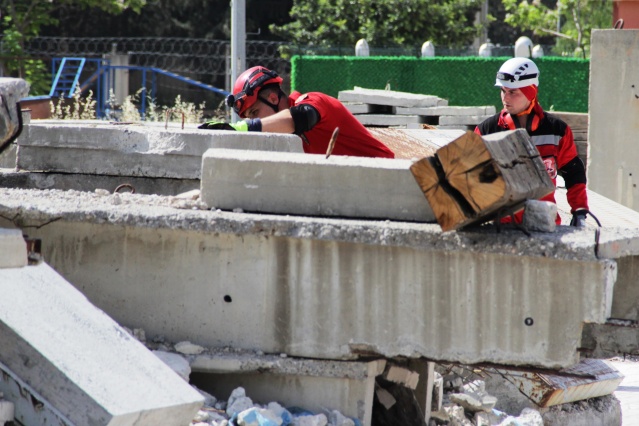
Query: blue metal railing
[
  {"left": 49, "top": 57, "right": 86, "bottom": 98},
  {"left": 51, "top": 57, "right": 229, "bottom": 118}
]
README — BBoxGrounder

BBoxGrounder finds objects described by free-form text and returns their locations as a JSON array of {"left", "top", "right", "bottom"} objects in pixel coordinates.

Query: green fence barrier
[{"left": 291, "top": 56, "right": 590, "bottom": 113}]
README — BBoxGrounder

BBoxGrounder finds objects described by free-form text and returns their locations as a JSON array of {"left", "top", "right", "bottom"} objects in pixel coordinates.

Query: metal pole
[{"left": 230, "top": 0, "right": 246, "bottom": 122}]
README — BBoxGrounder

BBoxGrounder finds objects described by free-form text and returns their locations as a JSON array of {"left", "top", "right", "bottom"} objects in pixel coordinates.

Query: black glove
[
  {"left": 570, "top": 210, "right": 588, "bottom": 227},
  {"left": 198, "top": 121, "right": 243, "bottom": 131}
]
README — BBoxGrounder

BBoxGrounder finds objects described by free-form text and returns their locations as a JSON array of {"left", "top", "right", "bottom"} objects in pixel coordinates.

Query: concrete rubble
[
  {"left": 0, "top": 37, "right": 636, "bottom": 424},
  {"left": 0, "top": 78, "right": 29, "bottom": 151}
]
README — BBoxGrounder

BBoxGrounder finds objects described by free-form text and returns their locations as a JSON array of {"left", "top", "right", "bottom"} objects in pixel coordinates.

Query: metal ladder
[{"left": 49, "top": 57, "right": 86, "bottom": 98}]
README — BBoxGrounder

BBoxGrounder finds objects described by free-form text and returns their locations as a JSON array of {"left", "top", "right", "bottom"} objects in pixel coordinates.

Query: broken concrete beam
[
  {"left": 0, "top": 261, "right": 204, "bottom": 425},
  {"left": 0, "top": 228, "right": 26, "bottom": 269},
  {"left": 190, "top": 352, "right": 385, "bottom": 426},
  {"left": 200, "top": 149, "right": 435, "bottom": 222},
  {"left": 338, "top": 87, "right": 448, "bottom": 108},
  {"left": 0, "top": 78, "right": 29, "bottom": 151},
  {"left": 16, "top": 121, "right": 303, "bottom": 179},
  {"left": 410, "top": 129, "right": 555, "bottom": 231},
  {"left": 394, "top": 106, "right": 496, "bottom": 117}
]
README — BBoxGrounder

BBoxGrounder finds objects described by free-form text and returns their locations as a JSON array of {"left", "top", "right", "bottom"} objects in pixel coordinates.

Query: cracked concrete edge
[{"left": 0, "top": 187, "right": 616, "bottom": 262}]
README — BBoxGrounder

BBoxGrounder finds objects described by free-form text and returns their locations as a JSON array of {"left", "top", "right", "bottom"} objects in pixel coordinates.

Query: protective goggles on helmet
[
  {"left": 226, "top": 68, "right": 281, "bottom": 116},
  {"left": 496, "top": 71, "right": 538, "bottom": 84}
]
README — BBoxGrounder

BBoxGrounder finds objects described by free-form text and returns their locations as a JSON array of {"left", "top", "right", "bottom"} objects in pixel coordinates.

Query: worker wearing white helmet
[{"left": 475, "top": 57, "right": 590, "bottom": 226}]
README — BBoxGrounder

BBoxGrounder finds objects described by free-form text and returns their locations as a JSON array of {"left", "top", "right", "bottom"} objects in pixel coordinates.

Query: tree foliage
[
  {"left": 42, "top": 0, "right": 293, "bottom": 40},
  {"left": 503, "top": 0, "right": 612, "bottom": 56},
  {"left": 269, "top": 0, "right": 483, "bottom": 49},
  {"left": 0, "top": 0, "right": 145, "bottom": 94}
]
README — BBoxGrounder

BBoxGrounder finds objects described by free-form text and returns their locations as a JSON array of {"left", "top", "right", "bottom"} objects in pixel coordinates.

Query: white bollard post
[
  {"left": 421, "top": 41, "right": 435, "bottom": 57},
  {"left": 515, "top": 36, "right": 533, "bottom": 57},
  {"left": 355, "top": 39, "right": 370, "bottom": 57},
  {"left": 532, "top": 44, "right": 544, "bottom": 58},
  {"left": 478, "top": 42, "right": 494, "bottom": 57}
]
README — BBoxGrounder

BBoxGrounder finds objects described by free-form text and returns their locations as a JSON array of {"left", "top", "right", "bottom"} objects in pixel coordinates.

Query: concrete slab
[
  {"left": 0, "top": 228, "right": 26, "bottom": 269},
  {"left": 0, "top": 168, "right": 199, "bottom": 195},
  {"left": 200, "top": 149, "right": 435, "bottom": 221},
  {"left": 394, "top": 106, "right": 496, "bottom": 116},
  {"left": 16, "top": 121, "right": 303, "bottom": 179},
  {"left": 556, "top": 187, "right": 639, "bottom": 322},
  {"left": 0, "top": 188, "right": 624, "bottom": 369},
  {"left": 338, "top": 88, "right": 448, "bottom": 108},
  {"left": 343, "top": 103, "right": 374, "bottom": 114},
  {"left": 354, "top": 114, "right": 425, "bottom": 126},
  {"left": 189, "top": 351, "right": 386, "bottom": 425},
  {"left": 588, "top": 30, "right": 639, "bottom": 212},
  {"left": 0, "top": 260, "right": 204, "bottom": 425}
]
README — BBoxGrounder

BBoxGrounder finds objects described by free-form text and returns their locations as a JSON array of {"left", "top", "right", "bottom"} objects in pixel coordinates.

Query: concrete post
[
  {"left": 515, "top": 36, "right": 533, "bottom": 57},
  {"left": 230, "top": 0, "right": 246, "bottom": 122},
  {"left": 478, "top": 42, "right": 494, "bottom": 57},
  {"left": 421, "top": 41, "right": 435, "bottom": 57},
  {"left": 355, "top": 39, "right": 370, "bottom": 57},
  {"left": 105, "top": 50, "right": 130, "bottom": 107}
]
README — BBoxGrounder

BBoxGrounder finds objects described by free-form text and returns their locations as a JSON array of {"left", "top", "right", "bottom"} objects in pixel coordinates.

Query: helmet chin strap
[{"left": 258, "top": 90, "right": 284, "bottom": 114}]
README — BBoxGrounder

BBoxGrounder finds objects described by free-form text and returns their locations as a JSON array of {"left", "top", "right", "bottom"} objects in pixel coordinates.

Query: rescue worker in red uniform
[
  {"left": 474, "top": 57, "right": 589, "bottom": 226},
  {"left": 199, "top": 66, "right": 394, "bottom": 159}
]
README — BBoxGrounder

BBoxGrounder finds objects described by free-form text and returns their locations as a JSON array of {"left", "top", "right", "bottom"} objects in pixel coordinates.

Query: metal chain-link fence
[
  {"left": 17, "top": 37, "right": 570, "bottom": 112},
  {"left": 23, "top": 37, "right": 293, "bottom": 108}
]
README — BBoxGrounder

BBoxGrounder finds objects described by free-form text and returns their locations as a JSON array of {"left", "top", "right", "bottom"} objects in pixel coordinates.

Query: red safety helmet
[{"left": 226, "top": 66, "right": 283, "bottom": 117}]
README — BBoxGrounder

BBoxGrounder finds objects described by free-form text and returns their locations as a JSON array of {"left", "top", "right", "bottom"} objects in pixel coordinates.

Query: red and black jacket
[{"left": 475, "top": 107, "right": 588, "bottom": 224}]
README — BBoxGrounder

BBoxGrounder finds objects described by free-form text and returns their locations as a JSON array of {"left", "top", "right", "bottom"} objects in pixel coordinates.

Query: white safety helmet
[{"left": 495, "top": 57, "right": 540, "bottom": 89}]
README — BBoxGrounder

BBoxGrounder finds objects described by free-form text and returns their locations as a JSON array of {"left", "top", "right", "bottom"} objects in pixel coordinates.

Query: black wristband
[{"left": 246, "top": 118, "right": 262, "bottom": 132}]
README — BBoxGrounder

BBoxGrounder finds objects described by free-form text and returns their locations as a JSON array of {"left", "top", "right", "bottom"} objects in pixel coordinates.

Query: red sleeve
[
  {"left": 556, "top": 126, "right": 578, "bottom": 170},
  {"left": 567, "top": 183, "right": 588, "bottom": 213},
  {"left": 474, "top": 126, "right": 482, "bottom": 136}
]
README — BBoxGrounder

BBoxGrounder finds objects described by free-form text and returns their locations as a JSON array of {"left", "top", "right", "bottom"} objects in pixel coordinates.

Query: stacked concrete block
[
  {"left": 16, "top": 121, "right": 303, "bottom": 179},
  {"left": 338, "top": 87, "right": 495, "bottom": 130}
]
